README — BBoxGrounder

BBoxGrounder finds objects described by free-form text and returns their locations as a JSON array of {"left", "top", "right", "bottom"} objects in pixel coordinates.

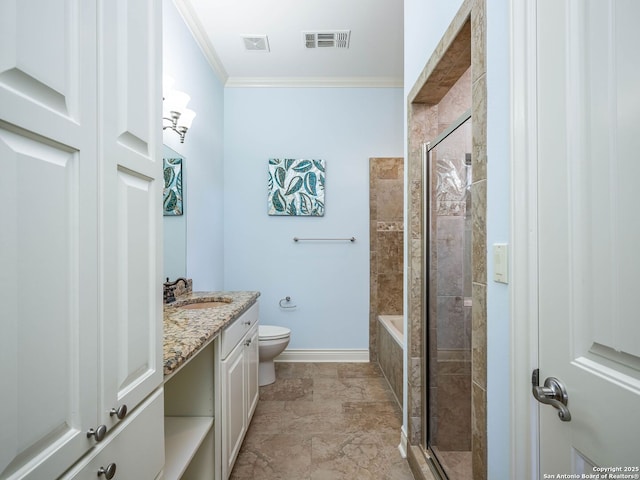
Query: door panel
[
  {"left": 0, "top": 129, "right": 97, "bottom": 480},
  {"left": 0, "top": 0, "right": 97, "bottom": 477},
  {"left": 0, "top": 0, "right": 72, "bottom": 116},
  {"left": 537, "top": 0, "right": 640, "bottom": 472},
  {"left": 222, "top": 344, "right": 246, "bottom": 479},
  {"left": 246, "top": 326, "right": 260, "bottom": 419},
  {"left": 99, "top": 0, "right": 162, "bottom": 422}
]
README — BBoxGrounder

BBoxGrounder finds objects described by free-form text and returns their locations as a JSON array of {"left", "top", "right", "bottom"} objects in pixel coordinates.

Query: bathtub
[
  {"left": 377, "top": 315, "right": 404, "bottom": 406},
  {"left": 378, "top": 314, "right": 404, "bottom": 347}
]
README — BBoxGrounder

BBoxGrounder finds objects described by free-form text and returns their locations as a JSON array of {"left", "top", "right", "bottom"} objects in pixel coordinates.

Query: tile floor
[
  {"left": 433, "top": 449, "right": 472, "bottom": 479},
  {"left": 230, "top": 362, "right": 415, "bottom": 480}
]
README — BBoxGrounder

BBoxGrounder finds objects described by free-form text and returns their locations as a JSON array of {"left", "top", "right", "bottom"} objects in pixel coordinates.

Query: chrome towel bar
[{"left": 293, "top": 237, "right": 355, "bottom": 242}]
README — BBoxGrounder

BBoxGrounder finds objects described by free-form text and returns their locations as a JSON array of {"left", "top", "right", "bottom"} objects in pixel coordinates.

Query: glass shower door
[{"left": 423, "top": 112, "right": 472, "bottom": 479}]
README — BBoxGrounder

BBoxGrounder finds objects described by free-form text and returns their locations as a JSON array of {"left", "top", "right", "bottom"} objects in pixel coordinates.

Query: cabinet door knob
[
  {"left": 98, "top": 463, "right": 117, "bottom": 479},
  {"left": 110, "top": 404, "right": 128, "bottom": 420},
  {"left": 244, "top": 321, "right": 251, "bottom": 326},
  {"left": 245, "top": 339, "right": 252, "bottom": 346},
  {"left": 87, "top": 424, "right": 107, "bottom": 442}
]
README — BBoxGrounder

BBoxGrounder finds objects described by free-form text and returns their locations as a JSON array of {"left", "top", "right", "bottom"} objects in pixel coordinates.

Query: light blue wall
[
  {"left": 223, "top": 87, "right": 403, "bottom": 349},
  {"left": 404, "top": 0, "right": 464, "bottom": 92},
  {"left": 163, "top": 0, "right": 225, "bottom": 291},
  {"left": 403, "top": 0, "right": 513, "bottom": 475},
  {"left": 485, "top": 1, "right": 511, "bottom": 477}
]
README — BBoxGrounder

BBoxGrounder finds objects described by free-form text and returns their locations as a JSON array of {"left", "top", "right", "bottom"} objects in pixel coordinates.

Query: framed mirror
[{"left": 163, "top": 145, "right": 186, "bottom": 279}]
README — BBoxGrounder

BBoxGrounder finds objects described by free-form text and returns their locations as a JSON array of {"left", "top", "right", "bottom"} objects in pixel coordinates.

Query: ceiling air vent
[
  {"left": 304, "top": 30, "right": 351, "bottom": 49},
  {"left": 242, "top": 35, "right": 270, "bottom": 52}
]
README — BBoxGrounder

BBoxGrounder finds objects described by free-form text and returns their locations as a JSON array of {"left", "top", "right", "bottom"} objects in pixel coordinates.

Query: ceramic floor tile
[
  {"left": 313, "top": 376, "right": 397, "bottom": 403},
  {"left": 340, "top": 401, "right": 405, "bottom": 435},
  {"left": 259, "top": 377, "right": 313, "bottom": 401},
  {"left": 275, "top": 362, "right": 339, "bottom": 379},
  {"left": 310, "top": 433, "right": 414, "bottom": 480},
  {"left": 230, "top": 433, "right": 312, "bottom": 480},
  {"left": 337, "top": 362, "right": 384, "bottom": 378},
  {"left": 432, "top": 449, "right": 472, "bottom": 480},
  {"left": 231, "top": 362, "right": 414, "bottom": 480}
]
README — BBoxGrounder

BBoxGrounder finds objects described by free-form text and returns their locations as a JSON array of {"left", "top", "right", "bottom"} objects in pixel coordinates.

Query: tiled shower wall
[
  {"left": 369, "top": 158, "right": 404, "bottom": 363},
  {"left": 406, "top": 0, "right": 487, "bottom": 478}
]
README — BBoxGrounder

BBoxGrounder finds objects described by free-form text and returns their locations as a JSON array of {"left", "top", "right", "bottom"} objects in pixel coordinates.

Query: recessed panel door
[
  {"left": 98, "top": 0, "right": 163, "bottom": 425},
  {"left": 0, "top": 0, "right": 98, "bottom": 478},
  {"left": 537, "top": 0, "right": 640, "bottom": 472}
]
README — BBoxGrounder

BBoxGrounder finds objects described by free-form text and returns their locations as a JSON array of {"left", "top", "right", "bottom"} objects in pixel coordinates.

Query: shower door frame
[{"left": 421, "top": 109, "right": 472, "bottom": 478}]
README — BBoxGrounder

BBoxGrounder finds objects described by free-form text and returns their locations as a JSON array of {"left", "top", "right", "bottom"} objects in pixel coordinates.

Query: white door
[
  {"left": 222, "top": 342, "right": 247, "bottom": 479},
  {"left": 0, "top": 1, "right": 99, "bottom": 478},
  {"left": 537, "top": 0, "right": 640, "bottom": 473},
  {"left": 98, "top": 0, "right": 163, "bottom": 425},
  {"left": 245, "top": 325, "right": 260, "bottom": 420}
]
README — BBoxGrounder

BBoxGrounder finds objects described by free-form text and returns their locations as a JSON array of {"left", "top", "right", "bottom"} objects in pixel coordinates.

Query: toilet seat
[{"left": 259, "top": 325, "right": 291, "bottom": 341}]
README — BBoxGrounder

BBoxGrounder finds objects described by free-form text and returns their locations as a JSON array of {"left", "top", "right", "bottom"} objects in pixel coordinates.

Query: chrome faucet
[{"left": 163, "top": 277, "right": 188, "bottom": 304}]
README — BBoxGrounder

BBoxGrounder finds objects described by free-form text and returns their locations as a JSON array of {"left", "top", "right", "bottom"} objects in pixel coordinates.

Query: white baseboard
[
  {"left": 399, "top": 426, "right": 408, "bottom": 458},
  {"left": 275, "top": 349, "right": 369, "bottom": 363}
]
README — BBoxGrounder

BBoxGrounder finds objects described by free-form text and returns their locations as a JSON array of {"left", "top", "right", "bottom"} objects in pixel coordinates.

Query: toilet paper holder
[{"left": 279, "top": 296, "right": 297, "bottom": 309}]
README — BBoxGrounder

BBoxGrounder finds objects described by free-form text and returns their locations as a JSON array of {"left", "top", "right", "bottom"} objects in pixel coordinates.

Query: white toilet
[{"left": 258, "top": 325, "right": 291, "bottom": 386}]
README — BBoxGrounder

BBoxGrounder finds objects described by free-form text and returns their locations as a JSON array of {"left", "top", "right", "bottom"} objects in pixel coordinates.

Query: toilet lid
[{"left": 259, "top": 325, "right": 291, "bottom": 340}]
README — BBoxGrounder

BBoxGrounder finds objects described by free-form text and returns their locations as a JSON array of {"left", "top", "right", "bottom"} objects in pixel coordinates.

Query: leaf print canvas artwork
[
  {"left": 163, "top": 157, "right": 183, "bottom": 216},
  {"left": 268, "top": 159, "right": 325, "bottom": 216}
]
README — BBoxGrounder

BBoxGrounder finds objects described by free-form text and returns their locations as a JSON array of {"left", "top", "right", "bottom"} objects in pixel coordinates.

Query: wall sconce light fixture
[{"left": 163, "top": 75, "right": 196, "bottom": 143}]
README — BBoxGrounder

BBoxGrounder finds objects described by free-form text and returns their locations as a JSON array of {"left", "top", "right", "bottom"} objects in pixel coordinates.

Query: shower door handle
[{"left": 531, "top": 369, "right": 571, "bottom": 422}]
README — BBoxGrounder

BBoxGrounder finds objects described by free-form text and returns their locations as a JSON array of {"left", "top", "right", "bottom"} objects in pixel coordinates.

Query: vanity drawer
[{"left": 220, "top": 302, "right": 259, "bottom": 359}]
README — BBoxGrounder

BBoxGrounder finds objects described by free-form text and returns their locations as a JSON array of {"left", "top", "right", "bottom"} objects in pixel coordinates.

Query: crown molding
[
  {"left": 172, "top": 0, "right": 228, "bottom": 84},
  {"left": 225, "top": 76, "right": 403, "bottom": 88}
]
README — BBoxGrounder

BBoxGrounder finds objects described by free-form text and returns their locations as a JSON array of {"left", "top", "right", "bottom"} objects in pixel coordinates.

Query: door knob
[
  {"left": 531, "top": 369, "right": 571, "bottom": 421},
  {"left": 110, "top": 404, "right": 128, "bottom": 420},
  {"left": 87, "top": 424, "right": 108, "bottom": 441},
  {"left": 98, "top": 463, "right": 116, "bottom": 479}
]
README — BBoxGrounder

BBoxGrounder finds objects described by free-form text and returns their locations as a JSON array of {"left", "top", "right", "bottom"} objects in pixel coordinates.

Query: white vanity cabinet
[
  {"left": 0, "top": 0, "right": 163, "bottom": 478},
  {"left": 162, "top": 299, "right": 260, "bottom": 480},
  {"left": 219, "top": 302, "right": 260, "bottom": 479}
]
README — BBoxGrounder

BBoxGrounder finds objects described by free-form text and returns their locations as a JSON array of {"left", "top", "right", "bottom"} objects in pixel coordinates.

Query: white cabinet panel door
[
  {"left": 0, "top": 1, "right": 98, "bottom": 478},
  {"left": 98, "top": 0, "right": 163, "bottom": 425},
  {"left": 537, "top": 0, "right": 640, "bottom": 472},
  {"left": 245, "top": 326, "right": 260, "bottom": 421},
  {"left": 222, "top": 343, "right": 246, "bottom": 479}
]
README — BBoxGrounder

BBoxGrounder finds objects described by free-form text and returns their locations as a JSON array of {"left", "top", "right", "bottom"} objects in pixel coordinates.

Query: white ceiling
[{"left": 174, "top": 0, "right": 404, "bottom": 87}]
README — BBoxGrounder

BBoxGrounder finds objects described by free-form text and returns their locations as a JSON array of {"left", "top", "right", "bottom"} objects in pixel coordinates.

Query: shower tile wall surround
[
  {"left": 408, "top": 101, "right": 439, "bottom": 446},
  {"left": 470, "top": 0, "right": 488, "bottom": 470},
  {"left": 369, "top": 158, "right": 404, "bottom": 363},
  {"left": 406, "top": 0, "right": 487, "bottom": 477}
]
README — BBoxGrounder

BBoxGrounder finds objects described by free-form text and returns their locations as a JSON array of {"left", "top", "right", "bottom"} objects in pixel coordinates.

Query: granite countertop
[{"left": 163, "top": 290, "right": 260, "bottom": 376}]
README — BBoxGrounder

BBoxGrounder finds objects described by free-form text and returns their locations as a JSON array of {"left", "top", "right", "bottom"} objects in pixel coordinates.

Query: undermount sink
[{"left": 179, "top": 300, "right": 231, "bottom": 310}]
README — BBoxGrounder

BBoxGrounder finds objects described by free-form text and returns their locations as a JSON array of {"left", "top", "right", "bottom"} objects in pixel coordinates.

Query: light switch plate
[{"left": 493, "top": 243, "right": 508, "bottom": 284}]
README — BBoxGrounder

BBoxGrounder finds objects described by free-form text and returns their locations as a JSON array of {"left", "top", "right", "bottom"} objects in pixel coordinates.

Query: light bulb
[
  {"left": 177, "top": 109, "right": 196, "bottom": 129},
  {"left": 164, "top": 90, "right": 190, "bottom": 113}
]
